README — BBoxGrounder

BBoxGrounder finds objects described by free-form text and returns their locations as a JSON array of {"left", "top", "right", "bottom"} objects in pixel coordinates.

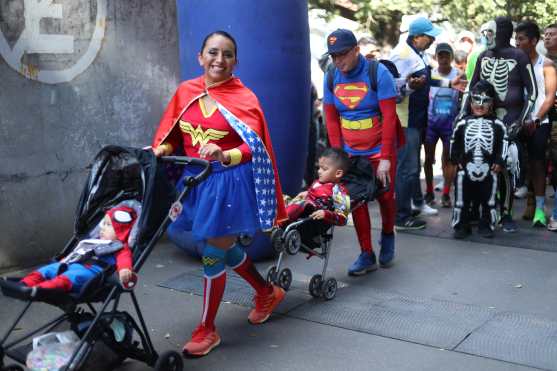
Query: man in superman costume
[
  {"left": 151, "top": 32, "right": 287, "bottom": 357},
  {"left": 323, "top": 29, "right": 402, "bottom": 276}
]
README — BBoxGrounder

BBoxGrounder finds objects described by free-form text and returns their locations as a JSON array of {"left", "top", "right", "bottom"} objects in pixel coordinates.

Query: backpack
[
  {"left": 326, "top": 58, "right": 400, "bottom": 95},
  {"left": 429, "top": 87, "right": 459, "bottom": 126}
]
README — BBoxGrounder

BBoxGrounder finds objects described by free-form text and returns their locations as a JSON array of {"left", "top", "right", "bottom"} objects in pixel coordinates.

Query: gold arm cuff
[
  {"left": 158, "top": 143, "right": 173, "bottom": 155},
  {"left": 225, "top": 148, "right": 242, "bottom": 166}
]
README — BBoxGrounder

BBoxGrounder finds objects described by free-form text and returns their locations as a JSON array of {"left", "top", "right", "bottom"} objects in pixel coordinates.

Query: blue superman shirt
[{"left": 323, "top": 55, "right": 397, "bottom": 121}]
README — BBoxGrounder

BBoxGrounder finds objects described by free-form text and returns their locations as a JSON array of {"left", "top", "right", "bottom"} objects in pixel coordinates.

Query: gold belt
[{"left": 341, "top": 117, "right": 374, "bottom": 130}]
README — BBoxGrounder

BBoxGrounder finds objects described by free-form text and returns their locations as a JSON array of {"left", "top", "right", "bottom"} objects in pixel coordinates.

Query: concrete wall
[{"left": 0, "top": 0, "right": 180, "bottom": 270}]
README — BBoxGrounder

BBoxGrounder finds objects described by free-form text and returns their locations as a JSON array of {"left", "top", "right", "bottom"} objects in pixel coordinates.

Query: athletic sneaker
[
  {"left": 548, "top": 216, "right": 557, "bottom": 231},
  {"left": 419, "top": 203, "right": 439, "bottom": 216},
  {"left": 348, "top": 251, "right": 378, "bottom": 276},
  {"left": 379, "top": 233, "right": 395, "bottom": 268},
  {"left": 514, "top": 185, "right": 528, "bottom": 199},
  {"left": 248, "top": 285, "right": 285, "bottom": 324},
  {"left": 500, "top": 214, "right": 518, "bottom": 233},
  {"left": 395, "top": 218, "right": 426, "bottom": 231},
  {"left": 183, "top": 325, "right": 221, "bottom": 357},
  {"left": 424, "top": 192, "right": 435, "bottom": 205},
  {"left": 532, "top": 208, "right": 547, "bottom": 227},
  {"left": 441, "top": 194, "right": 452, "bottom": 208}
]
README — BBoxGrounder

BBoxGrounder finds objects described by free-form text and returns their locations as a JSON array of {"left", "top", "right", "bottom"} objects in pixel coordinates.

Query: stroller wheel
[
  {"left": 309, "top": 274, "right": 323, "bottom": 298},
  {"left": 270, "top": 228, "right": 285, "bottom": 253},
  {"left": 154, "top": 350, "right": 183, "bottom": 371},
  {"left": 266, "top": 266, "right": 278, "bottom": 284},
  {"left": 277, "top": 268, "right": 293, "bottom": 291},
  {"left": 285, "top": 229, "right": 301, "bottom": 255},
  {"left": 322, "top": 277, "right": 337, "bottom": 300},
  {"left": 3, "top": 365, "right": 24, "bottom": 371}
]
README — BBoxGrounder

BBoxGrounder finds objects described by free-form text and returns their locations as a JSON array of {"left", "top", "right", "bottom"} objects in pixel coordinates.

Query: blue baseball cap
[
  {"left": 408, "top": 17, "right": 442, "bottom": 38},
  {"left": 326, "top": 29, "right": 357, "bottom": 54}
]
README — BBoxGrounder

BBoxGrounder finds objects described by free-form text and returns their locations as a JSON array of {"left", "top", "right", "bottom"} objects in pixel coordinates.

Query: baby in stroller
[
  {"left": 0, "top": 146, "right": 188, "bottom": 371},
  {"left": 20, "top": 205, "right": 138, "bottom": 293},
  {"left": 268, "top": 148, "right": 351, "bottom": 300}
]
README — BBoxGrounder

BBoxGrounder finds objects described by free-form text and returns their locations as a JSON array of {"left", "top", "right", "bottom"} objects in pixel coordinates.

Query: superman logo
[{"left": 334, "top": 82, "right": 368, "bottom": 109}]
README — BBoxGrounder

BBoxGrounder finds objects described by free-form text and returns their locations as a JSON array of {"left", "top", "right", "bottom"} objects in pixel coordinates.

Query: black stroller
[
  {"left": 267, "top": 156, "right": 388, "bottom": 301},
  {"left": 0, "top": 146, "right": 211, "bottom": 371}
]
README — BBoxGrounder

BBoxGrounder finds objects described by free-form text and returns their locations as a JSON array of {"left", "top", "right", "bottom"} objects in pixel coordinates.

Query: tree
[{"left": 309, "top": 0, "right": 557, "bottom": 46}]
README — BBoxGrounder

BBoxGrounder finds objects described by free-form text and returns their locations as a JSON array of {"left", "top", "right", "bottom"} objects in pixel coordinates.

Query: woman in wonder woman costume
[{"left": 151, "top": 31, "right": 287, "bottom": 357}]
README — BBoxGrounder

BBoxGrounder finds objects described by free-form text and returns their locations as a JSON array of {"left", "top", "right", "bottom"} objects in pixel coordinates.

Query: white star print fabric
[{"left": 217, "top": 103, "right": 277, "bottom": 230}]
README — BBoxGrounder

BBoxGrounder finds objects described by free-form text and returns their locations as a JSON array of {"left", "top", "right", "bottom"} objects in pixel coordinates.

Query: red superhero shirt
[
  {"left": 287, "top": 181, "right": 351, "bottom": 226},
  {"left": 152, "top": 76, "right": 287, "bottom": 224},
  {"left": 163, "top": 99, "right": 252, "bottom": 165}
]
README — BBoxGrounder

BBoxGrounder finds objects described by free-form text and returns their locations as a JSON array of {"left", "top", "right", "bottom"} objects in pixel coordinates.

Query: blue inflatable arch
[{"left": 168, "top": 0, "right": 311, "bottom": 261}]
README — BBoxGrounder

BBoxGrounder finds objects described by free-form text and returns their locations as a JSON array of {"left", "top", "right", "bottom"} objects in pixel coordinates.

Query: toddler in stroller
[
  {"left": 0, "top": 146, "right": 210, "bottom": 371},
  {"left": 268, "top": 148, "right": 351, "bottom": 300},
  {"left": 20, "top": 205, "right": 138, "bottom": 294}
]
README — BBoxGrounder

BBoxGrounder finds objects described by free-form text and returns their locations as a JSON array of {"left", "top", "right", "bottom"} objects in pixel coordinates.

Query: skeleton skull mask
[{"left": 480, "top": 21, "right": 497, "bottom": 49}]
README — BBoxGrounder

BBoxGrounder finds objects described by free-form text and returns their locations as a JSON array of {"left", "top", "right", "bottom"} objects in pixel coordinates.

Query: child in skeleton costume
[
  {"left": 20, "top": 206, "right": 136, "bottom": 293},
  {"left": 460, "top": 16, "right": 537, "bottom": 233},
  {"left": 451, "top": 81, "right": 508, "bottom": 239}
]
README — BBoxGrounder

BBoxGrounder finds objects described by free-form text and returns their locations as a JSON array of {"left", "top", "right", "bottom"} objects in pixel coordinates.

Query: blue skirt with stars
[{"left": 171, "top": 160, "right": 260, "bottom": 241}]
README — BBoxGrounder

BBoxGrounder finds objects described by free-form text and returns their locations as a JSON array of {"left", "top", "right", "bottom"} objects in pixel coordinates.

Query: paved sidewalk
[{"left": 2, "top": 212, "right": 556, "bottom": 370}]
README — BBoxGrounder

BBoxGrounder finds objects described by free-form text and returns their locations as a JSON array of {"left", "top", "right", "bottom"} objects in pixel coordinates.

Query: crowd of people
[
  {"left": 319, "top": 17, "right": 557, "bottom": 272},
  {"left": 142, "top": 17, "right": 557, "bottom": 358}
]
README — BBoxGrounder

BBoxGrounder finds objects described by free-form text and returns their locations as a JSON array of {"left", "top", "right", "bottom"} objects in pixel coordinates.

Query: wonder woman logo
[
  {"left": 179, "top": 120, "right": 228, "bottom": 146},
  {"left": 202, "top": 256, "right": 220, "bottom": 266},
  {"left": 334, "top": 82, "right": 368, "bottom": 109}
]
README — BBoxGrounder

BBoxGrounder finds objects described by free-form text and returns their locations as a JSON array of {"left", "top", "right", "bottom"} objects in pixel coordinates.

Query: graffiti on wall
[{"left": 0, "top": 0, "right": 106, "bottom": 84}]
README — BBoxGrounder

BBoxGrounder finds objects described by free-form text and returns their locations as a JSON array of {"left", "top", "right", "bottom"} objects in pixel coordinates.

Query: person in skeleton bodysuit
[
  {"left": 461, "top": 16, "right": 537, "bottom": 233},
  {"left": 451, "top": 80, "right": 508, "bottom": 239}
]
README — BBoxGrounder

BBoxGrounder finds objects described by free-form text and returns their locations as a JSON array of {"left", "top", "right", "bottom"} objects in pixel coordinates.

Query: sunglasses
[{"left": 471, "top": 93, "right": 493, "bottom": 106}]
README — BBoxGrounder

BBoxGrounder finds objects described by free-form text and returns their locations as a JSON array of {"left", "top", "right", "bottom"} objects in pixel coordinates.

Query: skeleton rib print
[
  {"left": 464, "top": 118, "right": 494, "bottom": 182},
  {"left": 480, "top": 57, "right": 517, "bottom": 101}
]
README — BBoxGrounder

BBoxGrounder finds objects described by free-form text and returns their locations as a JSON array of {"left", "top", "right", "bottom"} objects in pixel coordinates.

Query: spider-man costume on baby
[{"left": 21, "top": 206, "right": 136, "bottom": 293}]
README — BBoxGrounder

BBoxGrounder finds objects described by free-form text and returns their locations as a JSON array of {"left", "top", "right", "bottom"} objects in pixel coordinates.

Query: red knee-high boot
[
  {"left": 233, "top": 256, "right": 272, "bottom": 295},
  {"left": 200, "top": 272, "right": 226, "bottom": 331},
  {"left": 352, "top": 203, "right": 373, "bottom": 253}
]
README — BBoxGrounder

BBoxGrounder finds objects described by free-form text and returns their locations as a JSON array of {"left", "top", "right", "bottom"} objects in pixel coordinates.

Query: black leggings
[{"left": 452, "top": 169, "right": 498, "bottom": 230}]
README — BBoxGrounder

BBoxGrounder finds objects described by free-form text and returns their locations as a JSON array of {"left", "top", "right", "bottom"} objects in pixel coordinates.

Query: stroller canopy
[{"left": 74, "top": 146, "right": 175, "bottom": 256}]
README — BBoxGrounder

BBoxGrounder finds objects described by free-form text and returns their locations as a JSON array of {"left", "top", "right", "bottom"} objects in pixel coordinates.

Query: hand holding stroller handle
[{"left": 160, "top": 156, "right": 212, "bottom": 185}]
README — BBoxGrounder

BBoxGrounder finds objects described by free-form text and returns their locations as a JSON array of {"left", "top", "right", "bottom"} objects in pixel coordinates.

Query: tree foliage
[{"left": 309, "top": 0, "right": 557, "bottom": 46}]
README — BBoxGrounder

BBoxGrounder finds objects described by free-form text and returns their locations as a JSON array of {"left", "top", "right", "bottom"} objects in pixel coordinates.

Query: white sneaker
[
  {"left": 411, "top": 201, "right": 439, "bottom": 216},
  {"left": 514, "top": 186, "right": 528, "bottom": 199},
  {"left": 548, "top": 216, "right": 557, "bottom": 232},
  {"left": 434, "top": 180, "right": 444, "bottom": 192},
  {"left": 420, "top": 203, "right": 439, "bottom": 216}
]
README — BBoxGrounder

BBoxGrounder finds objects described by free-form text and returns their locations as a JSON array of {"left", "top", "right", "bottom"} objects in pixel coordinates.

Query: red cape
[{"left": 152, "top": 76, "right": 287, "bottom": 225}]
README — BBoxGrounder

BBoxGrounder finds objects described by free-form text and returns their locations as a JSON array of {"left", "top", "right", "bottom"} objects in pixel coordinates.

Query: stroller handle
[{"left": 160, "top": 156, "right": 212, "bottom": 185}]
